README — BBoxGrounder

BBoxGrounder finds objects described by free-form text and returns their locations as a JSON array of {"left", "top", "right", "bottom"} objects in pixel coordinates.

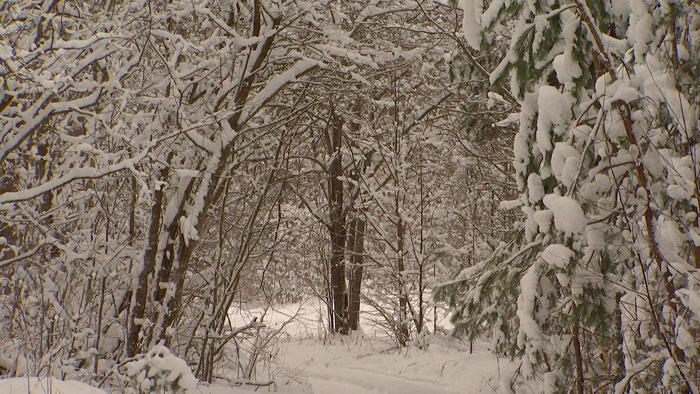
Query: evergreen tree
[{"left": 439, "top": 0, "right": 700, "bottom": 392}]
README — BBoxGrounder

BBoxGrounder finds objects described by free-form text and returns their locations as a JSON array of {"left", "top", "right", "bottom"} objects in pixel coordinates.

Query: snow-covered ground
[
  {"left": 207, "top": 300, "right": 515, "bottom": 394},
  {"left": 268, "top": 337, "right": 512, "bottom": 394},
  {"left": 200, "top": 336, "right": 514, "bottom": 394},
  {"left": 0, "top": 300, "right": 514, "bottom": 394},
  {"left": 0, "top": 377, "right": 109, "bottom": 394}
]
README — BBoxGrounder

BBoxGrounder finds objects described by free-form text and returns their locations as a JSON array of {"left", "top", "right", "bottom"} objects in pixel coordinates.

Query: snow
[
  {"left": 237, "top": 301, "right": 517, "bottom": 394},
  {"left": 551, "top": 142, "right": 580, "bottom": 188},
  {"left": 0, "top": 302, "right": 518, "bottom": 394},
  {"left": 0, "top": 298, "right": 522, "bottom": 394},
  {"left": 0, "top": 148, "right": 152, "bottom": 204},
  {"left": 585, "top": 223, "right": 606, "bottom": 249},
  {"left": 676, "top": 323, "right": 697, "bottom": 358},
  {"left": 533, "top": 209, "right": 553, "bottom": 233},
  {"left": 607, "top": 80, "right": 640, "bottom": 106},
  {"left": 351, "top": 71, "right": 371, "bottom": 86},
  {"left": 316, "top": 44, "right": 377, "bottom": 69},
  {"left": 551, "top": 11, "right": 582, "bottom": 88},
  {"left": 218, "top": 302, "right": 516, "bottom": 394},
  {"left": 542, "top": 194, "right": 586, "bottom": 234},
  {"left": 516, "top": 262, "right": 543, "bottom": 349},
  {"left": 628, "top": 2, "right": 654, "bottom": 51},
  {"left": 552, "top": 51, "right": 579, "bottom": 85},
  {"left": 661, "top": 358, "right": 680, "bottom": 388},
  {"left": 641, "top": 148, "right": 664, "bottom": 178},
  {"left": 633, "top": 57, "right": 698, "bottom": 139},
  {"left": 0, "top": 377, "right": 108, "bottom": 394},
  {"left": 541, "top": 244, "right": 573, "bottom": 268},
  {"left": 274, "top": 338, "right": 511, "bottom": 394},
  {"left": 536, "top": 86, "right": 571, "bottom": 153},
  {"left": 179, "top": 215, "right": 200, "bottom": 246},
  {"left": 496, "top": 112, "right": 519, "bottom": 127},
  {"left": 678, "top": 288, "right": 700, "bottom": 322},
  {"left": 543, "top": 370, "right": 562, "bottom": 394},
  {"left": 0, "top": 42, "right": 12, "bottom": 59},
  {"left": 236, "top": 58, "right": 319, "bottom": 130},
  {"left": 481, "top": 0, "right": 505, "bottom": 28},
  {"left": 174, "top": 168, "right": 200, "bottom": 178},
  {"left": 655, "top": 216, "right": 685, "bottom": 267},
  {"left": 125, "top": 345, "right": 198, "bottom": 393},
  {"left": 527, "top": 173, "right": 544, "bottom": 203},
  {"left": 460, "top": 0, "right": 483, "bottom": 50},
  {"left": 499, "top": 198, "right": 523, "bottom": 210}
]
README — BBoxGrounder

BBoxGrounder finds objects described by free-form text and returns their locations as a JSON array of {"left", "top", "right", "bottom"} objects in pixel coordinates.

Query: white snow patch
[
  {"left": 174, "top": 168, "right": 199, "bottom": 178},
  {"left": 517, "top": 262, "right": 543, "bottom": 345},
  {"left": 533, "top": 209, "right": 553, "bottom": 233},
  {"left": 179, "top": 215, "right": 200, "bottom": 246},
  {"left": 125, "top": 345, "right": 198, "bottom": 394},
  {"left": 541, "top": 244, "right": 574, "bottom": 268},
  {"left": 536, "top": 86, "right": 571, "bottom": 153},
  {"left": 500, "top": 198, "right": 523, "bottom": 210},
  {"left": 460, "top": 0, "right": 482, "bottom": 50},
  {"left": 0, "top": 377, "right": 108, "bottom": 394},
  {"left": 677, "top": 323, "right": 698, "bottom": 358},
  {"left": 678, "top": 289, "right": 700, "bottom": 322},
  {"left": 225, "top": 301, "right": 517, "bottom": 394},
  {"left": 542, "top": 194, "right": 586, "bottom": 234},
  {"left": 586, "top": 223, "right": 606, "bottom": 249},
  {"left": 551, "top": 142, "right": 580, "bottom": 188},
  {"left": 655, "top": 217, "right": 685, "bottom": 266},
  {"left": 527, "top": 173, "right": 545, "bottom": 203}
]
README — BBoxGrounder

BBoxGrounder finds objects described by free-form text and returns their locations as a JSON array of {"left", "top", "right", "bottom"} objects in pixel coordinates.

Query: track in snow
[{"left": 277, "top": 339, "right": 508, "bottom": 394}]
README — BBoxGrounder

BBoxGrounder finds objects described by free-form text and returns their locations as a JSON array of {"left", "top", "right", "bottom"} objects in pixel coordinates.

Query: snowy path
[
  {"left": 303, "top": 365, "right": 458, "bottom": 394},
  {"left": 223, "top": 302, "right": 514, "bottom": 394},
  {"left": 275, "top": 339, "right": 510, "bottom": 394}
]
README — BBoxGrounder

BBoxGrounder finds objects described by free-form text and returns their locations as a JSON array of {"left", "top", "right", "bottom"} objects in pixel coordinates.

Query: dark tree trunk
[
  {"left": 611, "top": 293, "right": 624, "bottom": 384},
  {"left": 396, "top": 215, "right": 409, "bottom": 346},
  {"left": 347, "top": 215, "right": 365, "bottom": 331},
  {"left": 327, "top": 109, "right": 347, "bottom": 334},
  {"left": 572, "top": 305, "right": 584, "bottom": 394},
  {"left": 127, "top": 160, "right": 170, "bottom": 357}
]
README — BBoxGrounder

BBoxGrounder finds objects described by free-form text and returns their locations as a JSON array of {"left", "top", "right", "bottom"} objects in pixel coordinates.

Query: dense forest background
[{"left": 1, "top": 0, "right": 699, "bottom": 393}]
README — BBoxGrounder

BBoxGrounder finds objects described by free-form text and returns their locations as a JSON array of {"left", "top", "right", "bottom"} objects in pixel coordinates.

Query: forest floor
[
  {"left": 0, "top": 301, "right": 516, "bottom": 394},
  {"left": 263, "top": 336, "right": 510, "bottom": 394},
  {"left": 204, "top": 301, "right": 516, "bottom": 394},
  {"left": 200, "top": 337, "right": 513, "bottom": 394}
]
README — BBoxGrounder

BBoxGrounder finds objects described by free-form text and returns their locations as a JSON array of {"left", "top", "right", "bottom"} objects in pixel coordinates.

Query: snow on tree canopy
[
  {"left": 460, "top": 0, "right": 483, "bottom": 50},
  {"left": 542, "top": 194, "right": 585, "bottom": 234},
  {"left": 536, "top": 86, "right": 571, "bottom": 153},
  {"left": 541, "top": 244, "right": 573, "bottom": 269},
  {"left": 551, "top": 142, "right": 580, "bottom": 189},
  {"left": 438, "top": 0, "right": 700, "bottom": 390},
  {"left": 527, "top": 173, "right": 544, "bottom": 203}
]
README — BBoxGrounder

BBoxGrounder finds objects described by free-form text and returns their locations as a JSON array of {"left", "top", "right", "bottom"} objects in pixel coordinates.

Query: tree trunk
[
  {"left": 347, "top": 214, "right": 365, "bottom": 331},
  {"left": 327, "top": 109, "right": 347, "bottom": 334},
  {"left": 396, "top": 215, "right": 409, "bottom": 345},
  {"left": 611, "top": 293, "right": 624, "bottom": 384},
  {"left": 572, "top": 306, "right": 584, "bottom": 394},
  {"left": 127, "top": 163, "right": 168, "bottom": 357}
]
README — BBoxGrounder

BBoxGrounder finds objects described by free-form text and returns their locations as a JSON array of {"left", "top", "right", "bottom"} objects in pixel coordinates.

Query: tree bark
[
  {"left": 572, "top": 306, "right": 584, "bottom": 394},
  {"left": 327, "top": 108, "right": 347, "bottom": 334},
  {"left": 396, "top": 214, "right": 409, "bottom": 345},
  {"left": 127, "top": 161, "right": 169, "bottom": 357},
  {"left": 347, "top": 214, "right": 365, "bottom": 331}
]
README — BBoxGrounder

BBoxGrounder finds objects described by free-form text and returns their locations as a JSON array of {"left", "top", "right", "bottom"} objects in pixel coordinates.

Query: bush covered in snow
[{"left": 124, "top": 346, "right": 197, "bottom": 394}]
